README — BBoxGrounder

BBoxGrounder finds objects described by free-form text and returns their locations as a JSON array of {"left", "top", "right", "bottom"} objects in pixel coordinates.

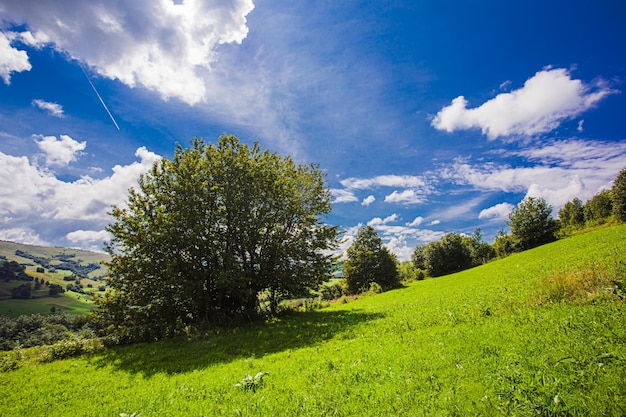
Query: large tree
[
  {"left": 343, "top": 226, "right": 399, "bottom": 294},
  {"left": 507, "top": 196, "right": 558, "bottom": 251},
  {"left": 99, "top": 135, "right": 338, "bottom": 340}
]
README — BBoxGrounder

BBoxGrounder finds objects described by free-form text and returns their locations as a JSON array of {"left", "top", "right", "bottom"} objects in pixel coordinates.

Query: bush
[
  {"left": 44, "top": 337, "right": 104, "bottom": 361},
  {"left": 319, "top": 279, "right": 347, "bottom": 301},
  {"left": 0, "top": 313, "right": 94, "bottom": 351}
]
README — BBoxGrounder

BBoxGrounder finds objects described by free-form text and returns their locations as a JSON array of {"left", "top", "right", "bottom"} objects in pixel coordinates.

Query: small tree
[
  {"left": 411, "top": 244, "right": 426, "bottom": 270},
  {"left": 343, "top": 226, "right": 399, "bottom": 294},
  {"left": 423, "top": 232, "right": 472, "bottom": 277},
  {"left": 584, "top": 190, "right": 613, "bottom": 225},
  {"left": 558, "top": 197, "right": 585, "bottom": 229},
  {"left": 507, "top": 197, "right": 558, "bottom": 251},
  {"left": 493, "top": 229, "right": 514, "bottom": 258},
  {"left": 464, "top": 228, "right": 495, "bottom": 266},
  {"left": 612, "top": 167, "right": 626, "bottom": 222}
]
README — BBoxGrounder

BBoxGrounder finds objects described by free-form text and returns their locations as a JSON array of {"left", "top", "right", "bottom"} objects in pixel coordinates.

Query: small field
[{"left": 0, "top": 225, "right": 624, "bottom": 416}]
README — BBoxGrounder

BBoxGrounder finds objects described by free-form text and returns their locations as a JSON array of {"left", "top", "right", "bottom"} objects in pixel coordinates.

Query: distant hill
[
  {"left": 0, "top": 240, "right": 110, "bottom": 316},
  {"left": 0, "top": 240, "right": 109, "bottom": 277}
]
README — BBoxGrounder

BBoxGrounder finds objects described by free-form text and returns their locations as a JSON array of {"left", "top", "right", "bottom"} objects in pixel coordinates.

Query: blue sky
[{"left": 1, "top": 0, "right": 625, "bottom": 259}]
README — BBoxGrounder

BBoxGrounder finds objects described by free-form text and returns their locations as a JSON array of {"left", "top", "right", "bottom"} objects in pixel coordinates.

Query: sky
[{"left": 1, "top": 0, "right": 625, "bottom": 260}]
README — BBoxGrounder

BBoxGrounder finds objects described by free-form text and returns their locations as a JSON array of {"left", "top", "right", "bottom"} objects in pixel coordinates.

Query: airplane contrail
[{"left": 79, "top": 63, "right": 120, "bottom": 130}]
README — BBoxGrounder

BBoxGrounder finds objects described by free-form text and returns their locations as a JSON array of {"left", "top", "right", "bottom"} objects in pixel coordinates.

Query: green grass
[{"left": 1, "top": 225, "right": 625, "bottom": 416}]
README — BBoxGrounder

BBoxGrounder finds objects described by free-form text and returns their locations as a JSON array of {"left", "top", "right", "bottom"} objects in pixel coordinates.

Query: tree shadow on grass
[{"left": 92, "top": 309, "right": 383, "bottom": 376}]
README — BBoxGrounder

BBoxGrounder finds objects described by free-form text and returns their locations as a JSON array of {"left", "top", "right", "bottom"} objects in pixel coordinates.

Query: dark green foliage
[
  {"left": 344, "top": 226, "right": 400, "bottom": 294},
  {"left": 0, "top": 260, "right": 31, "bottom": 282},
  {"left": 0, "top": 313, "right": 92, "bottom": 350},
  {"left": 558, "top": 197, "right": 585, "bottom": 229},
  {"left": 493, "top": 229, "right": 514, "bottom": 258},
  {"left": 464, "top": 228, "right": 496, "bottom": 266},
  {"left": 99, "top": 135, "right": 338, "bottom": 341},
  {"left": 584, "top": 190, "right": 613, "bottom": 225},
  {"left": 612, "top": 167, "right": 626, "bottom": 222},
  {"left": 397, "top": 261, "right": 424, "bottom": 282},
  {"left": 11, "top": 283, "right": 31, "bottom": 299},
  {"left": 318, "top": 279, "right": 347, "bottom": 301},
  {"left": 423, "top": 232, "right": 473, "bottom": 277},
  {"left": 411, "top": 244, "right": 425, "bottom": 270},
  {"left": 48, "top": 283, "right": 65, "bottom": 296},
  {"left": 507, "top": 197, "right": 558, "bottom": 251}
]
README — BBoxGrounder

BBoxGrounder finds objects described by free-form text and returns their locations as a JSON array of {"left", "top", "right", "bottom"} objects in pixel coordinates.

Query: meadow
[
  {"left": 1, "top": 225, "right": 624, "bottom": 416},
  {"left": 0, "top": 240, "right": 108, "bottom": 316}
]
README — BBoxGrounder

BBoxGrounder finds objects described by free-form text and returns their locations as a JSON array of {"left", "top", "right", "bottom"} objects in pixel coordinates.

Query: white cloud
[
  {"left": 478, "top": 203, "right": 514, "bottom": 220},
  {"left": 429, "top": 220, "right": 441, "bottom": 226},
  {"left": 406, "top": 216, "right": 424, "bottom": 227},
  {"left": 0, "top": 31, "right": 31, "bottom": 84},
  {"left": 432, "top": 68, "right": 616, "bottom": 139},
  {"left": 367, "top": 213, "right": 399, "bottom": 227},
  {"left": 361, "top": 195, "right": 375, "bottom": 206},
  {"left": 66, "top": 230, "right": 110, "bottom": 250},
  {"left": 385, "top": 236, "right": 413, "bottom": 262},
  {"left": 341, "top": 175, "right": 427, "bottom": 190},
  {"left": 1, "top": 0, "right": 254, "bottom": 105},
  {"left": 35, "top": 134, "right": 86, "bottom": 166},
  {"left": 444, "top": 139, "right": 626, "bottom": 210},
  {"left": 331, "top": 189, "right": 358, "bottom": 204},
  {"left": 32, "top": 99, "right": 64, "bottom": 117},
  {"left": 0, "top": 146, "right": 160, "bottom": 248},
  {"left": 0, "top": 227, "right": 48, "bottom": 246},
  {"left": 384, "top": 189, "right": 424, "bottom": 204}
]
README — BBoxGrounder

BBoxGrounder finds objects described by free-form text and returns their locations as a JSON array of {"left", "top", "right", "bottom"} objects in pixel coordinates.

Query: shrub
[
  {"left": 44, "top": 337, "right": 104, "bottom": 361},
  {"left": 319, "top": 279, "right": 347, "bottom": 301}
]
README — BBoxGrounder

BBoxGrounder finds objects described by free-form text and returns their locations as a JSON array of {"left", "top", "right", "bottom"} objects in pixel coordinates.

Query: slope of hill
[
  {"left": 1, "top": 225, "right": 625, "bottom": 416},
  {"left": 0, "top": 240, "right": 109, "bottom": 316}
]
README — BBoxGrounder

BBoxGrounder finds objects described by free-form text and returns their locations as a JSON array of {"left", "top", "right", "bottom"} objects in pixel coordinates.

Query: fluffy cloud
[
  {"left": 0, "top": 31, "right": 31, "bottom": 83},
  {"left": 1, "top": 0, "right": 254, "bottom": 105},
  {"left": 367, "top": 213, "right": 399, "bottom": 227},
  {"left": 406, "top": 216, "right": 424, "bottom": 227},
  {"left": 0, "top": 146, "right": 160, "bottom": 248},
  {"left": 32, "top": 99, "right": 64, "bottom": 117},
  {"left": 66, "top": 229, "right": 111, "bottom": 251},
  {"left": 0, "top": 227, "right": 48, "bottom": 246},
  {"left": 361, "top": 195, "right": 375, "bottom": 206},
  {"left": 331, "top": 189, "right": 358, "bottom": 204},
  {"left": 478, "top": 203, "right": 515, "bottom": 220},
  {"left": 35, "top": 134, "right": 86, "bottom": 166},
  {"left": 384, "top": 189, "right": 424, "bottom": 204},
  {"left": 432, "top": 68, "right": 616, "bottom": 139}
]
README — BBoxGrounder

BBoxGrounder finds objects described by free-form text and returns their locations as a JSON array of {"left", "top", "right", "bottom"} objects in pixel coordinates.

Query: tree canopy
[
  {"left": 343, "top": 226, "right": 399, "bottom": 294},
  {"left": 507, "top": 196, "right": 558, "bottom": 251},
  {"left": 98, "top": 135, "right": 338, "bottom": 341}
]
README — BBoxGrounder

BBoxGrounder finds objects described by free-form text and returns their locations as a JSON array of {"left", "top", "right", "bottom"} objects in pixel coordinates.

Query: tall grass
[{"left": 0, "top": 225, "right": 624, "bottom": 416}]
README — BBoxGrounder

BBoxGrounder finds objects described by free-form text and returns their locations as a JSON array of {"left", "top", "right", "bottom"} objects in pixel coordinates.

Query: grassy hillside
[
  {"left": 0, "top": 240, "right": 109, "bottom": 316},
  {"left": 1, "top": 225, "right": 625, "bottom": 416}
]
